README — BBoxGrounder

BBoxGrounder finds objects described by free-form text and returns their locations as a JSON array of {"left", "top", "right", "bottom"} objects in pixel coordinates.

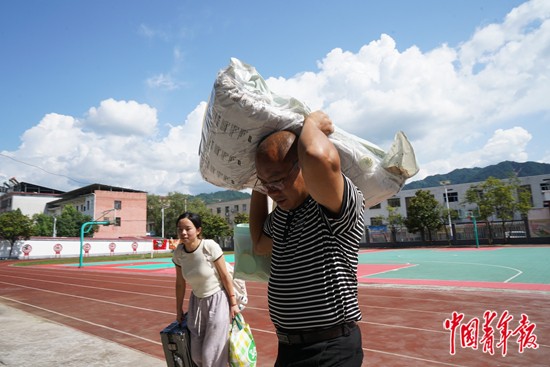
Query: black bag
[{"left": 160, "top": 315, "right": 196, "bottom": 367}]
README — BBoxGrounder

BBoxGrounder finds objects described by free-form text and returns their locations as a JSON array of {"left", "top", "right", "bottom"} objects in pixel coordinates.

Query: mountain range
[
  {"left": 404, "top": 161, "right": 550, "bottom": 190},
  {"left": 194, "top": 161, "right": 550, "bottom": 201}
]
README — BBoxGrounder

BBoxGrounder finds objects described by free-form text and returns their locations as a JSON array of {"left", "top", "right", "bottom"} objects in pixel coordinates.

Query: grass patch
[
  {"left": 12, "top": 252, "right": 174, "bottom": 266},
  {"left": 11, "top": 250, "right": 234, "bottom": 266}
]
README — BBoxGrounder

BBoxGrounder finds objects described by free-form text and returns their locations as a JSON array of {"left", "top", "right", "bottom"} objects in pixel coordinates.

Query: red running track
[{"left": 0, "top": 261, "right": 549, "bottom": 366}]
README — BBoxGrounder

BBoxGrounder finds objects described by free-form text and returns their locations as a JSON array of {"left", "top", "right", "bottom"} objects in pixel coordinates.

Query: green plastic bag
[
  {"left": 229, "top": 313, "right": 257, "bottom": 367},
  {"left": 234, "top": 223, "right": 271, "bottom": 282}
]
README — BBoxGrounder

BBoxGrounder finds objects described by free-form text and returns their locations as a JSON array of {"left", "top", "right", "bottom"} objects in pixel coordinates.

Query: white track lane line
[
  {"left": 0, "top": 295, "right": 162, "bottom": 346},
  {"left": 0, "top": 274, "right": 173, "bottom": 298},
  {"left": 0, "top": 279, "right": 268, "bottom": 313},
  {"left": 0, "top": 280, "right": 174, "bottom": 314}
]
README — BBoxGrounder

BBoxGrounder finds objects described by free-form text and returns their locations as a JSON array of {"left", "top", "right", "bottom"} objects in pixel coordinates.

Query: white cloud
[
  {"left": 18, "top": 113, "right": 85, "bottom": 157},
  {"left": 147, "top": 73, "right": 181, "bottom": 91},
  {"left": 264, "top": 1, "right": 550, "bottom": 180},
  {"left": 414, "top": 127, "right": 532, "bottom": 181},
  {"left": 85, "top": 99, "right": 158, "bottom": 136},
  {"left": 481, "top": 127, "right": 532, "bottom": 162},
  {"left": 138, "top": 24, "right": 170, "bottom": 42},
  {"left": 146, "top": 48, "right": 185, "bottom": 91},
  {"left": 2, "top": 100, "right": 214, "bottom": 195}
]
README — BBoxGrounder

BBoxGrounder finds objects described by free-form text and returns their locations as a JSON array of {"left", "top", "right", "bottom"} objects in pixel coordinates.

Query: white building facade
[
  {"left": 206, "top": 198, "right": 250, "bottom": 226},
  {"left": 365, "top": 174, "right": 550, "bottom": 225}
]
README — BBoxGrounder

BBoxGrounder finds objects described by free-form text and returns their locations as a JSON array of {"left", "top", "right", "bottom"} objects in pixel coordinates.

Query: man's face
[{"left": 255, "top": 159, "right": 307, "bottom": 211}]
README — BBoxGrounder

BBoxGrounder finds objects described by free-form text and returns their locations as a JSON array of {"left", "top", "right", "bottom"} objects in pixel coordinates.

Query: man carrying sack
[{"left": 249, "top": 111, "right": 364, "bottom": 366}]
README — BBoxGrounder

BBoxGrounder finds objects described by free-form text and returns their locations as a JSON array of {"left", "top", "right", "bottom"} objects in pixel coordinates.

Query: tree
[
  {"left": 387, "top": 207, "right": 405, "bottom": 243},
  {"left": 509, "top": 175, "right": 533, "bottom": 237},
  {"left": 201, "top": 212, "right": 232, "bottom": 239},
  {"left": 233, "top": 212, "right": 249, "bottom": 225},
  {"left": 464, "top": 176, "right": 532, "bottom": 244},
  {"left": 32, "top": 213, "right": 55, "bottom": 236},
  {"left": 0, "top": 209, "right": 34, "bottom": 258},
  {"left": 147, "top": 193, "right": 194, "bottom": 238},
  {"left": 147, "top": 193, "right": 226, "bottom": 239},
  {"left": 404, "top": 190, "right": 443, "bottom": 242},
  {"left": 55, "top": 206, "right": 92, "bottom": 237}
]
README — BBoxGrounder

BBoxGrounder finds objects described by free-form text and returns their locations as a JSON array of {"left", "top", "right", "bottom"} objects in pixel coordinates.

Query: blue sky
[{"left": 1, "top": 0, "right": 548, "bottom": 195}]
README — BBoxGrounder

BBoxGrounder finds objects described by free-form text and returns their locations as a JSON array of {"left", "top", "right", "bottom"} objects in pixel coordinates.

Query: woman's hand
[
  {"left": 176, "top": 309, "right": 184, "bottom": 325},
  {"left": 230, "top": 304, "right": 241, "bottom": 319}
]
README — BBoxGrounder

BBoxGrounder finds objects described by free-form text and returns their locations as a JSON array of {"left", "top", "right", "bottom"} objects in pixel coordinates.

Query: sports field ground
[{"left": 1, "top": 245, "right": 549, "bottom": 366}]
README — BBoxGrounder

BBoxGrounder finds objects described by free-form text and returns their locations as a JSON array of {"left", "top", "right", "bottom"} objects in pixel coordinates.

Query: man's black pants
[{"left": 274, "top": 323, "right": 363, "bottom": 366}]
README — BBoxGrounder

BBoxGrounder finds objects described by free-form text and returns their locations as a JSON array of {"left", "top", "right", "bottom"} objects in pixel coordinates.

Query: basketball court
[{"left": 1, "top": 246, "right": 549, "bottom": 366}]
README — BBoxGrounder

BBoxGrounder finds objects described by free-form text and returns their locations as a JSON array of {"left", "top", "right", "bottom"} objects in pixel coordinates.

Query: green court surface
[
  {"left": 358, "top": 246, "right": 550, "bottom": 285},
  {"left": 60, "top": 247, "right": 549, "bottom": 290}
]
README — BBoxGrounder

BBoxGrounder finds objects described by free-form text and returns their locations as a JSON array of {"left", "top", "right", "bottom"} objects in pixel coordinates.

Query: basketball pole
[{"left": 79, "top": 220, "right": 111, "bottom": 268}]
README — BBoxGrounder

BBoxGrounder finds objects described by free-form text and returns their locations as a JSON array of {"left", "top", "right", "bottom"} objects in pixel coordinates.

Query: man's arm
[
  {"left": 249, "top": 190, "right": 273, "bottom": 255},
  {"left": 298, "top": 111, "right": 344, "bottom": 214}
]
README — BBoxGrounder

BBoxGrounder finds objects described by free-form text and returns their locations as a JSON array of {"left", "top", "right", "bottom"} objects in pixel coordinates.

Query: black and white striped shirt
[{"left": 264, "top": 175, "right": 365, "bottom": 331}]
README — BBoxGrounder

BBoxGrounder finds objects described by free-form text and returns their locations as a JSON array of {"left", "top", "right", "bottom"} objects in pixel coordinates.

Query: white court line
[
  {"left": 0, "top": 295, "right": 162, "bottom": 346},
  {"left": 364, "top": 260, "right": 524, "bottom": 283},
  {"left": 420, "top": 261, "right": 523, "bottom": 283},
  {"left": 360, "top": 263, "right": 418, "bottom": 278}
]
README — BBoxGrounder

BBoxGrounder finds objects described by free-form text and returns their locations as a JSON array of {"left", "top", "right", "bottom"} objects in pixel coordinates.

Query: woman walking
[{"left": 173, "top": 212, "right": 239, "bottom": 366}]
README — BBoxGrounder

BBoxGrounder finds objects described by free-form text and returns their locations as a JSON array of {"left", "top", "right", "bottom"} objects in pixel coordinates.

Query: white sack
[{"left": 199, "top": 58, "right": 419, "bottom": 207}]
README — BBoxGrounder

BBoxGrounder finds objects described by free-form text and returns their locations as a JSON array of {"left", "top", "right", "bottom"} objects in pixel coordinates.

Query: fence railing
[{"left": 365, "top": 219, "right": 550, "bottom": 245}]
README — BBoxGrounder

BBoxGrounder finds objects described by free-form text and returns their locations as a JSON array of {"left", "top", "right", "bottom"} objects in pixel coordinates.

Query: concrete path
[{"left": 0, "top": 303, "right": 165, "bottom": 367}]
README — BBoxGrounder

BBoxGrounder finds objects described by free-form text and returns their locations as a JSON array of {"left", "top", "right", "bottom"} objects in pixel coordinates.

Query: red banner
[{"left": 153, "top": 239, "right": 167, "bottom": 250}]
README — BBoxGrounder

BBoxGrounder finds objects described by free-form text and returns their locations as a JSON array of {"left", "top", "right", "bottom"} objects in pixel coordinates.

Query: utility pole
[
  {"left": 440, "top": 180, "right": 454, "bottom": 241},
  {"left": 161, "top": 205, "right": 169, "bottom": 238}
]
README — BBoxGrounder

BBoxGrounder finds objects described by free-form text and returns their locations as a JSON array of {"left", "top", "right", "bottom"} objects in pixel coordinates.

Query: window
[
  {"left": 234, "top": 204, "right": 239, "bottom": 212},
  {"left": 387, "top": 198, "right": 401, "bottom": 207},
  {"left": 444, "top": 192, "right": 458, "bottom": 203},
  {"left": 217, "top": 207, "right": 221, "bottom": 214},
  {"left": 114, "top": 200, "right": 122, "bottom": 210},
  {"left": 369, "top": 203, "right": 381, "bottom": 209},
  {"left": 242, "top": 204, "right": 247, "bottom": 212},
  {"left": 115, "top": 217, "right": 121, "bottom": 226},
  {"left": 541, "top": 182, "right": 550, "bottom": 191}
]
